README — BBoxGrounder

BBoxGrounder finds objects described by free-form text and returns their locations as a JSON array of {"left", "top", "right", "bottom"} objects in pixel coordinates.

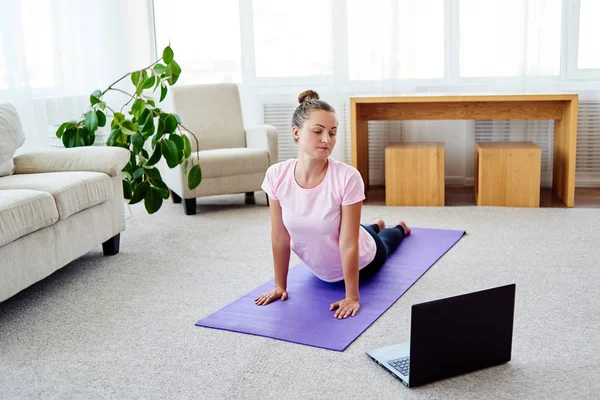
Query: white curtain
[{"left": 0, "top": 0, "right": 155, "bottom": 154}]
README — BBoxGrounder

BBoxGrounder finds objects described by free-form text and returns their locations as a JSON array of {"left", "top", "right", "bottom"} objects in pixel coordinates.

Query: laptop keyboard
[{"left": 388, "top": 357, "right": 410, "bottom": 376}]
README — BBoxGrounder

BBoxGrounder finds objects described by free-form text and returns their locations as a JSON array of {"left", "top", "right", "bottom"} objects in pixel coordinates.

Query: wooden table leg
[
  {"left": 351, "top": 101, "right": 370, "bottom": 190},
  {"left": 553, "top": 100, "right": 578, "bottom": 207}
]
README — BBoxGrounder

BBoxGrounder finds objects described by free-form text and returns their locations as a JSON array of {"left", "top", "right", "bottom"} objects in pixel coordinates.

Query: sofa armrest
[
  {"left": 245, "top": 125, "right": 279, "bottom": 165},
  {"left": 14, "top": 147, "right": 130, "bottom": 177}
]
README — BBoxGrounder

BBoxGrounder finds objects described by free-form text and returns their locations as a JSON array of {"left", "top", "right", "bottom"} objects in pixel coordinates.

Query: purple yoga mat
[{"left": 196, "top": 227, "right": 465, "bottom": 351}]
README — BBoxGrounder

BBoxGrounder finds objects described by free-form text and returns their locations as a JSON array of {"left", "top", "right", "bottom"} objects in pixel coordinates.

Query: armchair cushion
[
  {"left": 245, "top": 125, "right": 279, "bottom": 166},
  {"left": 171, "top": 84, "right": 246, "bottom": 151},
  {"left": 14, "top": 147, "right": 130, "bottom": 177},
  {"left": 193, "top": 148, "right": 270, "bottom": 179},
  {"left": 0, "top": 104, "right": 26, "bottom": 177},
  {"left": 0, "top": 190, "right": 59, "bottom": 247},
  {"left": 0, "top": 172, "right": 114, "bottom": 220}
]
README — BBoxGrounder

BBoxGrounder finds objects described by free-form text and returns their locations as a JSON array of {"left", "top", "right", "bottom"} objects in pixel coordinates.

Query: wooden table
[{"left": 350, "top": 94, "right": 579, "bottom": 207}]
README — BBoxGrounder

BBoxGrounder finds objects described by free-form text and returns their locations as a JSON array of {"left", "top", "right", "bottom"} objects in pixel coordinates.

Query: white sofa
[
  {"left": 0, "top": 104, "right": 129, "bottom": 302},
  {"left": 160, "top": 83, "right": 278, "bottom": 214}
]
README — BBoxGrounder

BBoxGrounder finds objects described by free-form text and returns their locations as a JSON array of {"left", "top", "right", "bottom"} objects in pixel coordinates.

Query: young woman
[{"left": 255, "top": 90, "right": 410, "bottom": 319}]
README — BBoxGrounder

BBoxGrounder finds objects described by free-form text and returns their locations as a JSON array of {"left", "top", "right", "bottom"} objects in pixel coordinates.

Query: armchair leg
[
  {"left": 102, "top": 234, "right": 120, "bottom": 256},
  {"left": 183, "top": 198, "right": 197, "bottom": 215},
  {"left": 171, "top": 190, "right": 182, "bottom": 204}
]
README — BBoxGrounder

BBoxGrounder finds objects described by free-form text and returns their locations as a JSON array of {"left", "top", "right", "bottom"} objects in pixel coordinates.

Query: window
[
  {"left": 459, "top": 0, "right": 561, "bottom": 77},
  {"left": 577, "top": 0, "right": 600, "bottom": 69},
  {"left": 396, "top": 0, "right": 444, "bottom": 79},
  {"left": 347, "top": 0, "right": 393, "bottom": 80},
  {"left": 253, "top": 0, "right": 333, "bottom": 78},
  {"left": 21, "top": 0, "right": 56, "bottom": 88},
  {"left": 347, "top": 0, "right": 444, "bottom": 80},
  {"left": 153, "top": 0, "right": 242, "bottom": 84},
  {"left": 0, "top": 35, "right": 7, "bottom": 89}
]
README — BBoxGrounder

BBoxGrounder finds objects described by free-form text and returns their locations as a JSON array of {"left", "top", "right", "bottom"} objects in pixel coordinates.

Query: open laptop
[{"left": 366, "top": 284, "right": 516, "bottom": 388}]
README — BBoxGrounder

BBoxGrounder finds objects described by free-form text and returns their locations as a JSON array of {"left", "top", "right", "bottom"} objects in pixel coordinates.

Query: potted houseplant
[{"left": 56, "top": 46, "right": 201, "bottom": 214}]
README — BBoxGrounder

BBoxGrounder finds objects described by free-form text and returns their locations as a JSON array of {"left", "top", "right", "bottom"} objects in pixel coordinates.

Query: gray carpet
[{"left": 1, "top": 194, "right": 599, "bottom": 399}]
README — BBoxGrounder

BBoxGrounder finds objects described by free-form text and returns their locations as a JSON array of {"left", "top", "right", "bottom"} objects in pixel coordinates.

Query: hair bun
[{"left": 298, "top": 90, "right": 320, "bottom": 104}]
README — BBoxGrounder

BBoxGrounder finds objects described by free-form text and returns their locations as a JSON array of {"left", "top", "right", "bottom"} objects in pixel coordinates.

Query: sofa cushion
[
  {"left": 0, "top": 172, "right": 113, "bottom": 220},
  {"left": 0, "top": 104, "right": 26, "bottom": 177},
  {"left": 0, "top": 189, "right": 59, "bottom": 247},
  {"left": 194, "top": 148, "right": 270, "bottom": 179}
]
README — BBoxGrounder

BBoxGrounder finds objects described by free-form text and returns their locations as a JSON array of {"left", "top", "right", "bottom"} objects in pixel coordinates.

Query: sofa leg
[
  {"left": 171, "top": 190, "right": 182, "bottom": 204},
  {"left": 245, "top": 191, "right": 255, "bottom": 198},
  {"left": 183, "top": 198, "right": 197, "bottom": 215},
  {"left": 102, "top": 234, "right": 120, "bottom": 256},
  {"left": 266, "top": 194, "right": 270, "bottom": 206}
]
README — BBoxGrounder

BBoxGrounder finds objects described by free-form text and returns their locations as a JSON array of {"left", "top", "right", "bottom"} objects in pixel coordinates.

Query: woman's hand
[
  {"left": 255, "top": 286, "right": 288, "bottom": 305},
  {"left": 330, "top": 297, "right": 360, "bottom": 319}
]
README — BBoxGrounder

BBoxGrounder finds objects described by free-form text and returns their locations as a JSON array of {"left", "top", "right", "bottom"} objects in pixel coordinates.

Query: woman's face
[{"left": 293, "top": 110, "right": 338, "bottom": 160}]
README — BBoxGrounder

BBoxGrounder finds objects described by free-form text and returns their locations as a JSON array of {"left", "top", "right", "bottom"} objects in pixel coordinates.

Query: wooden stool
[
  {"left": 385, "top": 142, "right": 445, "bottom": 206},
  {"left": 475, "top": 141, "right": 541, "bottom": 207}
]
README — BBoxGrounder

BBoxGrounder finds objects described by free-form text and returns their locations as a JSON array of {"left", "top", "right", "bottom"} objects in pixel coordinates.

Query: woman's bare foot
[
  {"left": 394, "top": 220, "right": 411, "bottom": 235},
  {"left": 374, "top": 218, "right": 385, "bottom": 232}
]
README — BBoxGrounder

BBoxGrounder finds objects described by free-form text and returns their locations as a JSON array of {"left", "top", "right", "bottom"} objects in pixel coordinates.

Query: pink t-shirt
[{"left": 261, "top": 157, "right": 377, "bottom": 282}]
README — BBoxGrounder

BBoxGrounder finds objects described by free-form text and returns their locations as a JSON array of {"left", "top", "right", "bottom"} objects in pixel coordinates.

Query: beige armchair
[{"left": 160, "top": 84, "right": 278, "bottom": 214}]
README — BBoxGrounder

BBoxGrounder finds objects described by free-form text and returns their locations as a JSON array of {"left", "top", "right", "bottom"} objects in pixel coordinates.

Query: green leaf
[
  {"left": 131, "top": 71, "right": 141, "bottom": 87},
  {"left": 146, "top": 145, "right": 162, "bottom": 166},
  {"left": 56, "top": 122, "right": 71, "bottom": 138},
  {"left": 160, "top": 84, "right": 168, "bottom": 102},
  {"left": 172, "top": 113, "right": 182, "bottom": 124},
  {"left": 138, "top": 108, "right": 151, "bottom": 126},
  {"left": 96, "top": 110, "right": 106, "bottom": 127},
  {"left": 132, "top": 167, "right": 144, "bottom": 180},
  {"left": 163, "top": 46, "right": 174, "bottom": 64},
  {"left": 121, "top": 171, "right": 132, "bottom": 181},
  {"left": 153, "top": 63, "right": 167, "bottom": 74},
  {"left": 160, "top": 139, "right": 179, "bottom": 168},
  {"left": 166, "top": 60, "right": 181, "bottom": 85},
  {"left": 106, "top": 127, "right": 120, "bottom": 146},
  {"left": 188, "top": 164, "right": 202, "bottom": 189},
  {"left": 183, "top": 159, "right": 189, "bottom": 174},
  {"left": 62, "top": 128, "right": 76, "bottom": 148},
  {"left": 141, "top": 117, "right": 155, "bottom": 138},
  {"left": 144, "top": 187, "right": 164, "bottom": 214},
  {"left": 169, "top": 133, "right": 184, "bottom": 152},
  {"left": 132, "top": 132, "right": 144, "bottom": 149},
  {"left": 129, "top": 181, "right": 149, "bottom": 205},
  {"left": 113, "top": 112, "right": 125, "bottom": 124},
  {"left": 131, "top": 99, "right": 145, "bottom": 119},
  {"left": 182, "top": 134, "right": 191, "bottom": 158},
  {"left": 85, "top": 110, "right": 98, "bottom": 134},
  {"left": 164, "top": 114, "right": 177, "bottom": 134},
  {"left": 142, "top": 76, "right": 156, "bottom": 90},
  {"left": 75, "top": 127, "right": 87, "bottom": 147},
  {"left": 154, "top": 186, "right": 170, "bottom": 200},
  {"left": 121, "top": 120, "right": 138, "bottom": 135},
  {"left": 147, "top": 99, "right": 156, "bottom": 108},
  {"left": 145, "top": 167, "right": 161, "bottom": 182},
  {"left": 90, "top": 95, "right": 101, "bottom": 105},
  {"left": 122, "top": 180, "right": 132, "bottom": 200}
]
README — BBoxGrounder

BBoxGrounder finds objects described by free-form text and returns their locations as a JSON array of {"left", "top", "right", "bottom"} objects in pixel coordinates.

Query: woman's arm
[
  {"left": 330, "top": 201, "right": 362, "bottom": 318},
  {"left": 339, "top": 201, "right": 362, "bottom": 300},
  {"left": 255, "top": 198, "right": 291, "bottom": 305},
  {"left": 269, "top": 198, "right": 291, "bottom": 290}
]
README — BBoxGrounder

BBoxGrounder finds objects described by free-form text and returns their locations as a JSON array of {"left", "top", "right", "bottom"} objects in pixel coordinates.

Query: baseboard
[
  {"left": 576, "top": 177, "right": 600, "bottom": 187},
  {"left": 447, "top": 176, "right": 600, "bottom": 188}
]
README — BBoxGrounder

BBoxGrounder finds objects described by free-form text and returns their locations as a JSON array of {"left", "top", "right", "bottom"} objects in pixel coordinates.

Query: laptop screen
[{"left": 408, "top": 284, "right": 516, "bottom": 387}]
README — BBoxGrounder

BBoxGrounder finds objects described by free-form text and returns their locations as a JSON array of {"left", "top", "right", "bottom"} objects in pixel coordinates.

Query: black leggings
[{"left": 359, "top": 223, "right": 406, "bottom": 279}]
